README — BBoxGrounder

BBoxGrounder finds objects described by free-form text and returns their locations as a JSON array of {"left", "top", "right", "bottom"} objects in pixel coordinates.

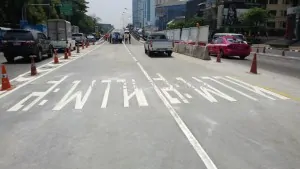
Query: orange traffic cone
[
  {"left": 53, "top": 49, "right": 59, "bottom": 64},
  {"left": 64, "top": 48, "right": 68, "bottom": 59},
  {"left": 250, "top": 53, "right": 257, "bottom": 74},
  {"left": 216, "top": 52, "right": 221, "bottom": 62},
  {"left": 68, "top": 47, "right": 71, "bottom": 57},
  {"left": 31, "top": 57, "right": 37, "bottom": 76},
  {"left": 77, "top": 44, "right": 80, "bottom": 53},
  {"left": 1, "top": 65, "right": 12, "bottom": 91}
]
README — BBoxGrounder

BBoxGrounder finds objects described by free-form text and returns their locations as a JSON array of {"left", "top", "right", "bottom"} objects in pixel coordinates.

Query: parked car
[
  {"left": 0, "top": 27, "right": 11, "bottom": 52},
  {"left": 86, "top": 35, "right": 96, "bottom": 43},
  {"left": 212, "top": 33, "right": 247, "bottom": 44},
  {"left": 2, "top": 29, "right": 53, "bottom": 63},
  {"left": 207, "top": 35, "right": 251, "bottom": 59},
  {"left": 144, "top": 33, "right": 173, "bottom": 57},
  {"left": 72, "top": 33, "right": 86, "bottom": 46}
]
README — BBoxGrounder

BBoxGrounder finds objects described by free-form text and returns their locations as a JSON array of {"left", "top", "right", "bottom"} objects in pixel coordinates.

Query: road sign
[{"left": 60, "top": 1, "right": 73, "bottom": 15}]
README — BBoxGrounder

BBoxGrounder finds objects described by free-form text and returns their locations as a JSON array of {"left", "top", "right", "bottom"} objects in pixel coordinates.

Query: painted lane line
[
  {"left": 7, "top": 76, "right": 68, "bottom": 112},
  {"left": 185, "top": 93, "right": 192, "bottom": 99},
  {"left": 203, "top": 76, "right": 257, "bottom": 101},
  {"left": 101, "top": 80, "right": 112, "bottom": 108},
  {"left": 154, "top": 73, "right": 189, "bottom": 104},
  {"left": 0, "top": 42, "right": 106, "bottom": 100},
  {"left": 52, "top": 80, "right": 96, "bottom": 110},
  {"left": 223, "top": 76, "right": 289, "bottom": 100},
  {"left": 192, "top": 77, "right": 237, "bottom": 102},
  {"left": 39, "top": 100, "right": 48, "bottom": 106},
  {"left": 123, "top": 43, "right": 218, "bottom": 169},
  {"left": 53, "top": 88, "right": 60, "bottom": 93}
]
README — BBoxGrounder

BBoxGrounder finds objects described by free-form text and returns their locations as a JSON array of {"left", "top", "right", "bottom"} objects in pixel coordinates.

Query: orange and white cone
[
  {"left": 250, "top": 53, "right": 257, "bottom": 74},
  {"left": 64, "top": 48, "right": 68, "bottom": 59},
  {"left": 1, "top": 65, "right": 12, "bottom": 91},
  {"left": 53, "top": 49, "right": 59, "bottom": 64},
  {"left": 31, "top": 57, "right": 37, "bottom": 76},
  {"left": 68, "top": 47, "right": 71, "bottom": 57},
  {"left": 216, "top": 52, "right": 221, "bottom": 62}
]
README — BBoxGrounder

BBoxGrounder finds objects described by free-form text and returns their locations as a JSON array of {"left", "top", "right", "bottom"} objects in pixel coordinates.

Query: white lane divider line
[
  {"left": 123, "top": 43, "right": 218, "bottom": 169},
  {"left": 53, "top": 88, "right": 60, "bottom": 93},
  {"left": 0, "top": 42, "right": 106, "bottom": 100},
  {"left": 39, "top": 100, "right": 48, "bottom": 106},
  {"left": 185, "top": 93, "right": 192, "bottom": 99}
]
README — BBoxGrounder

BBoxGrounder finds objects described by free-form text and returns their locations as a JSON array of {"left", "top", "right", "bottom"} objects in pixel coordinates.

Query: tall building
[
  {"left": 155, "top": 0, "right": 187, "bottom": 30},
  {"left": 143, "top": 0, "right": 156, "bottom": 27},
  {"left": 132, "top": 0, "right": 144, "bottom": 28},
  {"left": 266, "top": 0, "right": 291, "bottom": 30},
  {"left": 286, "top": 0, "right": 300, "bottom": 40}
]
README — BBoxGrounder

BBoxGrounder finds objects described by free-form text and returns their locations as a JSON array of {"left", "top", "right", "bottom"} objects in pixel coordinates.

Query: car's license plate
[{"left": 13, "top": 42, "right": 21, "bottom": 46}]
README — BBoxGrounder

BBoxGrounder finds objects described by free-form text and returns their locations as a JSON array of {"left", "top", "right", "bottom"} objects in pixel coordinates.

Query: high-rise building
[
  {"left": 266, "top": 0, "right": 291, "bottom": 30},
  {"left": 132, "top": 0, "right": 144, "bottom": 28},
  {"left": 286, "top": 0, "right": 300, "bottom": 40}
]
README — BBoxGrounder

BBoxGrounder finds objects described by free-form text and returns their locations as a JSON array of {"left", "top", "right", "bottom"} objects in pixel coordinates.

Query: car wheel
[
  {"left": 147, "top": 50, "right": 152, "bottom": 57},
  {"left": 239, "top": 56, "right": 246, "bottom": 60},
  {"left": 167, "top": 52, "right": 172, "bottom": 56},
  {"left": 47, "top": 47, "right": 53, "bottom": 58},
  {"left": 4, "top": 53, "right": 14, "bottom": 63},
  {"left": 144, "top": 48, "right": 147, "bottom": 54},
  {"left": 36, "top": 48, "right": 43, "bottom": 62}
]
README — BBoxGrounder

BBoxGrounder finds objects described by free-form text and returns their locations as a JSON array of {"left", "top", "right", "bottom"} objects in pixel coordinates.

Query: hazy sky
[{"left": 87, "top": 0, "right": 132, "bottom": 28}]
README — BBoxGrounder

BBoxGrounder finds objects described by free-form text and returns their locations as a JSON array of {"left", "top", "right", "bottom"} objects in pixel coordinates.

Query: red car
[{"left": 207, "top": 35, "right": 251, "bottom": 59}]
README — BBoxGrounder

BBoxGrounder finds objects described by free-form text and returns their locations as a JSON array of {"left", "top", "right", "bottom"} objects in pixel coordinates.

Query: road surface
[{"left": 0, "top": 37, "right": 300, "bottom": 169}]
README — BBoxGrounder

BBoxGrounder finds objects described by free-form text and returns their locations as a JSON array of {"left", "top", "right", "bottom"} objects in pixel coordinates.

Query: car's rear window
[
  {"left": 72, "top": 34, "right": 83, "bottom": 37},
  {"left": 226, "top": 38, "right": 244, "bottom": 44},
  {"left": 3, "top": 31, "right": 33, "bottom": 40},
  {"left": 149, "top": 34, "right": 167, "bottom": 39}
]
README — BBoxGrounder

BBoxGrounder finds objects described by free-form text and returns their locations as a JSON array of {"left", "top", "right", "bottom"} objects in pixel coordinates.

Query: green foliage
[
  {"left": 239, "top": 8, "right": 269, "bottom": 26},
  {"left": 167, "top": 17, "right": 204, "bottom": 29},
  {"left": 0, "top": 0, "right": 102, "bottom": 33}
]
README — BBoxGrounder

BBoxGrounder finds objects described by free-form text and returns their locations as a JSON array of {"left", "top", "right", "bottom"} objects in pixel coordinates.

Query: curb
[{"left": 251, "top": 52, "right": 300, "bottom": 61}]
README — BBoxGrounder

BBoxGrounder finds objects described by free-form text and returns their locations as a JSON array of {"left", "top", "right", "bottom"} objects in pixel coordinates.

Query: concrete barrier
[{"left": 173, "top": 44, "right": 211, "bottom": 60}]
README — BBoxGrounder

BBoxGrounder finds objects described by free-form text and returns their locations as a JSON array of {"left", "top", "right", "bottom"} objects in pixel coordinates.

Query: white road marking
[
  {"left": 53, "top": 88, "right": 60, "bottom": 93},
  {"left": 223, "top": 76, "right": 289, "bottom": 100},
  {"left": 118, "top": 79, "right": 148, "bottom": 107},
  {"left": 154, "top": 73, "right": 188, "bottom": 104},
  {"left": 175, "top": 84, "right": 180, "bottom": 88},
  {"left": 7, "top": 76, "right": 68, "bottom": 112},
  {"left": 0, "top": 42, "right": 106, "bottom": 100},
  {"left": 192, "top": 77, "right": 237, "bottom": 102},
  {"left": 202, "top": 76, "right": 257, "bottom": 101},
  {"left": 132, "top": 57, "right": 137, "bottom": 61},
  {"left": 185, "top": 93, "right": 192, "bottom": 99},
  {"left": 101, "top": 80, "right": 111, "bottom": 108},
  {"left": 39, "top": 100, "right": 48, "bottom": 106},
  {"left": 53, "top": 80, "right": 96, "bottom": 110},
  {"left": 123, "top": 43, "right": 218, "bottom": 169}
]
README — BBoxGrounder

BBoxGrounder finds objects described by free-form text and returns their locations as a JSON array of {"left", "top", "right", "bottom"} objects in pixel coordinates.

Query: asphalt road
[
  {"left": 0, "top": 38, "right": 300, "bottom": 169},
  {"left": 0, "top": 51, "right": 66, "bottom": 79}
]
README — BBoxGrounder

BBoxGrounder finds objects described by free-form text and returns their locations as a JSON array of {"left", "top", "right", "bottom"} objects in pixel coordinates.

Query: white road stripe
[
  {"left": 123, "top": 43, "right": 218, "bottom": 169},
  {"left": 0, "top": 42, "right": 106, "bottom": 100},
  {"left": 53, "top": 88, "right": 60, "bottom": 93},
  {"left": 39, "top": 100, "right": 48, "bottom": 106}
]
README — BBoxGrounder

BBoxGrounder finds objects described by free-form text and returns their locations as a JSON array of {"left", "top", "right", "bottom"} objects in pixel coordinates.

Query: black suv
[{"left": 2, "top": 29, "right": 53, "bottom": 63}]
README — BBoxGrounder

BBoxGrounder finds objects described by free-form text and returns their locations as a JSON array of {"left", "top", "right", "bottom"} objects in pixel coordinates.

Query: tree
[
  {"left": 184, "top": 17, "right": 203, "bottom": 28},
  {"left": 239, "top": 8, "right": 269, "bottom": 27}
]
